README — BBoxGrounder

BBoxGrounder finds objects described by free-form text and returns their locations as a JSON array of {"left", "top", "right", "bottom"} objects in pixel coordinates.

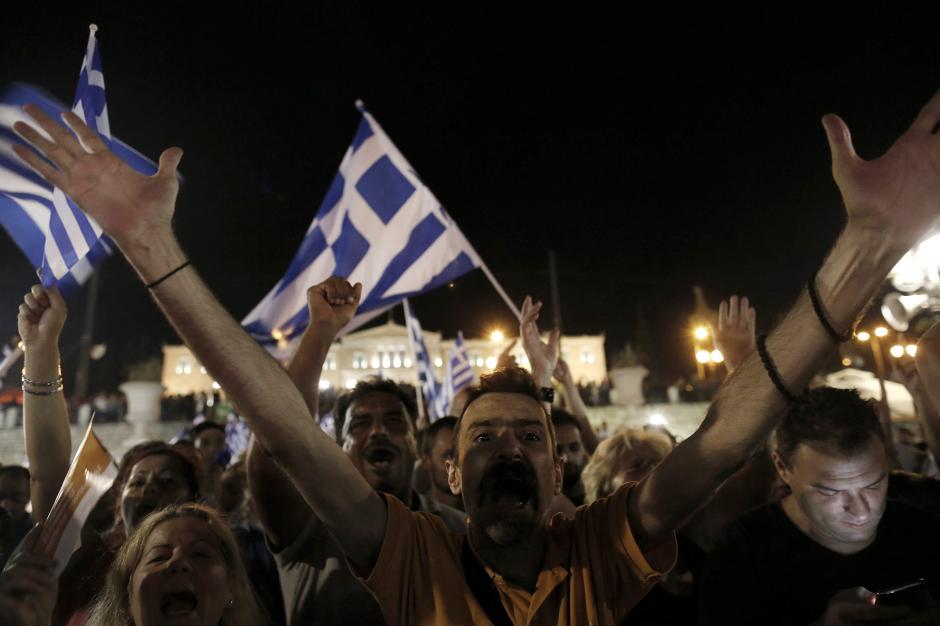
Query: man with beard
[
  {"left": 248, "top": 315, "right": 466, "bottom": 624},
  {"left": 14, "top": 88, "right": 940, "bottom": 625},
  {"left": 551, "top": 408, "right": 589, "bottom": 506}
]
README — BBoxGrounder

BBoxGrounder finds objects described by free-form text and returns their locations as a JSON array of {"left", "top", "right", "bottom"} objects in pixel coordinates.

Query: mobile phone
[{"left": 875, "top": 579, "right": 932, "bottom": 609}]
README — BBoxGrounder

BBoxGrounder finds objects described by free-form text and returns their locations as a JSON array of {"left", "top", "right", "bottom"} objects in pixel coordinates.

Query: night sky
[{"left": 2, "top": 3, "right": 939, "bottom": 393}]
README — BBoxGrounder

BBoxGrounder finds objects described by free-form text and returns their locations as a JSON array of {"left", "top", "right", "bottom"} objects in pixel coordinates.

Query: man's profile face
[
  {"left": 775, "top": 436, "right": 888, "bottom": 554},
  {"left": 0, "top": 474, "right": 29, "bottom": 522},
  {"left": 555, "top": 422, "right": 586, "bottom": 491},
  {"left": 447, "top": 392, "right": 562, "bottom": 546},
  {"left": 422, "top": 424, "right": 454, "bottom": 494},
  {"left": 343, "top": 391, "right": 417, "bottom": 500}
]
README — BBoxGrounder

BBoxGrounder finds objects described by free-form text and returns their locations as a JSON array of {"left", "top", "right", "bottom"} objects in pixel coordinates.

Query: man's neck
[
  {"left": 430, "top": 483, "right": 463, "bottom": 510},
  {"left": 780, "top": 495, "right": 876, "bottom": 555},
  {"left": 469, "top": 523, "right": 547, "bottom": 592}
]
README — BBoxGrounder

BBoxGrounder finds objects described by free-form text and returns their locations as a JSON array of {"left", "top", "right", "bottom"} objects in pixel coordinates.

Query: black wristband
[
  {"left": 146, "top": 260, "right": 191, "bottom": 290},
  {"left": 757, "top": 334, "right": 798, "bottom": 402},
  {"left": 539, "top": 387, "right": 555, "bottom": 403},
  {"left": 807, "top": 271, "right": 853, "bottom": 343}
]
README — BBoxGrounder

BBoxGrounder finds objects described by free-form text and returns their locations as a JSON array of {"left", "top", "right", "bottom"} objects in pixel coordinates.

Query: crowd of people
[{"left": 0, "top": 89, "right": 939, "bottom": 625}]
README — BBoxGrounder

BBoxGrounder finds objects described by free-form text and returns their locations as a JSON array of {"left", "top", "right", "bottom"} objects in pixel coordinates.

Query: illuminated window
[
  {"left": 325, "top": 355, "right": 337, "bottom": 371},
  {"left": 353, "top": 352, "right": 367, "bottom": 369},
  {"left": 580, "top": 348, "right": 595, "bottom": 364}
]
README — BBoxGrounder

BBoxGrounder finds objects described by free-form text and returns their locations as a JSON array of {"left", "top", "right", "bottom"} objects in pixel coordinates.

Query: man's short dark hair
[
  {"left": 0, "top": 465, "right": 29, "bottom": 483},
  {"left": 419, "top": 416, "right": 458, "bottom": 458},
  {"left": 775, "top": 387, "right": 884, "bottom": 468},
  {"left": 550, "top": 407, "right": 580, "bottom": 430},
  {"left": 333, "top": 378, "right": 418, "bottom": 443},
  {"left": 452, "top": 366, "right": 555, "bottom": 458},
  {"left": 191, "top": 421, "right": 226, "bottom": 438}
]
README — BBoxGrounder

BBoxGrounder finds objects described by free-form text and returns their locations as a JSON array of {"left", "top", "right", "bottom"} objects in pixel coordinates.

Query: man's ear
[
  {"left": 446, "top": 458, "right": 462, "bottom": 496},
  {"left": 771, "top": 448, "right": 791, "bottom": 484}
]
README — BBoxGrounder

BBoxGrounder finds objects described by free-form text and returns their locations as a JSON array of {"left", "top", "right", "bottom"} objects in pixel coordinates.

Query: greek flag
[
  {"left": 402, "top": 299, "right": 444, "bottom": 421},
  {"left": 242, "top": 101, "right": 483, "bottom": 357},
  {"left": 0, "top": 36, "right": 159, "bottom": 294},
  {"left": 435, "top": 332, "right": 475, "bottom": 417}
]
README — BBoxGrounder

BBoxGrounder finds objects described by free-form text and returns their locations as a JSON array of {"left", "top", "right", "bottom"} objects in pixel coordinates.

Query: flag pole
[
  {"left": 402, "top": 299, "right": 427, "bottom": 423},
  {"left": 478, "top": 261, "right": 521, "bottom": 321}
]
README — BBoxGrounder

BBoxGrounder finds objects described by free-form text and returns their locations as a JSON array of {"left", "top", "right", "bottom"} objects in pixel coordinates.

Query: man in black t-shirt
[{"left": 700, "top": 387, "right": 940, "bottom": 625}]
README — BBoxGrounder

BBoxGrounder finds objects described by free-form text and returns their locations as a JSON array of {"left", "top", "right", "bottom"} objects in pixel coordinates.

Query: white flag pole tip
[{"left": 355, "top": 99, "right": 366, "bottom": 112}]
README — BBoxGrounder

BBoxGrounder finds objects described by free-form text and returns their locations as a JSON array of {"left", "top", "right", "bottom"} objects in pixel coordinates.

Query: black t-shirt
[{"left": 698, "top": 500, "right": 940, "bottom": 625}]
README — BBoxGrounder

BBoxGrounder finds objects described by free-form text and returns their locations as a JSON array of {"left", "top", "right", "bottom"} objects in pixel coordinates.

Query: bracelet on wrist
[
  {"left": 807, "top": 271, "right": 854, "bottom": 343},
  {"left": 21, "top": 371, "right": 63, "bottom": 387},
  {"left": 23, "top": 386, "right": 63, "bottom": 396}
]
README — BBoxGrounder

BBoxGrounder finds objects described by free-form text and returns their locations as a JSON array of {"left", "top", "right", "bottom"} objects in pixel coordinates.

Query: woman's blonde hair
[
  {"left": 86, "top": 503, "right": 269, "bottom": 626},
  {"left": 582, "top": 428, "right": 674, "bottom": 503}
]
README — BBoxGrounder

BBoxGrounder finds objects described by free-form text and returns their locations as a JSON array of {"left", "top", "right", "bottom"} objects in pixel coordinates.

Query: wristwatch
[{"left": 539, "top": 387, "right": 555, "bottom": 403}]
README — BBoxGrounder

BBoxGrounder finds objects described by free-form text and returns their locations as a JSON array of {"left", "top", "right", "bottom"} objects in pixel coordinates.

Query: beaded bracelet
[
  {"left": 23, "top": 386, "right": 62, "bottom": 396},
  {"left": 807, "top": 271, "right": 854, "bottom": 343},
  {"left": 757, "top": 334, "right": 798, "bottom": 402},
  {"left": 21, "top": 372, "right": 63, "bottom": 387}
]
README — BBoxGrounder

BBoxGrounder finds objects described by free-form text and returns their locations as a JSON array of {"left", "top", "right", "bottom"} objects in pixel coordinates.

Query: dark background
[{"left": 2, "top": 3, "right": 939, "bottom": 393}]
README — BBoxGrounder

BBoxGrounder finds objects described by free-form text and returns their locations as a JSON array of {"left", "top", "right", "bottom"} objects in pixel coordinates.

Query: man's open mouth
[
  {"left": 364, "top": 445, "right": 399, "bottom": 470},
  {"left": 160, "top": 590, "right": 198, "bottom": 617},
  {"left": 492, "top": 476, "right": 532, "bottom": 508}
]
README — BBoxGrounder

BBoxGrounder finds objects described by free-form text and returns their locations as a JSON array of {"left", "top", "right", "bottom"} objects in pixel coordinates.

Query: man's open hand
[
  {"left": 823, "top": 90, "right": 940, "bottom": 250},
  {"left": 520, "top": 295, "right": 559, "bottom": 386},
  {"left": 713, "top": 295, "right": 756, "bottom": 371},
  {"left": 306, "top": 277, "right": 363, "bottom": 340},
  {"left": 13, "top": 104, "right": 183, "bottom": 250}
]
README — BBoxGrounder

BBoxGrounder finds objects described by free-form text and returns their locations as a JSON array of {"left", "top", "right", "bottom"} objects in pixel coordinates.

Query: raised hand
[
  {"left": 12, "top": 104, "right": 183, "bottom": 250},
  {"left": 306, "top": 276, "right": 363, "bottom": 339},
  {"left": 495, "top": 338, "right": 518, "bottom": 370},
  {"left": 553, "top": 358, "right": 574, "bottom": 387},
  {"left": 0, "top": 525, "right": 58, "bottom": 626},
  {"left": 713, "top": 295, "right": 756, "bottom": 371},
  {"left": 520, "top": 296, "right": 560, "bottom": 386},
  {"left": 16, "top": 285, "right": 67, "bottom": 351},
  {"left": 823, "top": 90, "right": 940, "bottom": 249}
]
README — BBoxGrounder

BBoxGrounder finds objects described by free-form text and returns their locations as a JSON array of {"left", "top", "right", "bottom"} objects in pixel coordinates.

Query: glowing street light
[
  {"left": 710, "top": 350, "right": 724, "bottom": 364},
  {"left": 889, "top": 344, "right": 905, "bottom": 358},
  {"left": 695, "top": 349, "right": 711, "bottom": 364},
  {"left": 907, "top": 344, "right": 918, "bottom": 357},
  {"left": 694, "top": 326, "right": 709, "bottom": 341},
  {"left": 874, "top": 327, "right": 889, "bottom": 338},
  {"left": 490, "top": 329, "right": 505, "bottom": 343},
  {"left": 485, "top": 356, "right": 498, "bottom": 370},
  {"left": 856, "top": 331, "right": 871, "bottom": 342},
  {"left": 841, "top": 357, "right": 852, "bottom": 367},
  {"left": 648, "top": 414, "right": 668, "bottom": 427}
]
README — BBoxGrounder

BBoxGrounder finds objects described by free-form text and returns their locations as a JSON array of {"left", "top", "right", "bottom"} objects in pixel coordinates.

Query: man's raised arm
[
  {"left": 248, "top": 279, "right": 360, "bottom": 549},
  {"left": 629, "top": 91, "right": 940, "bottom": 550},
  {"left": 12, "top": 106, "right": 387, "bottom": 572}
]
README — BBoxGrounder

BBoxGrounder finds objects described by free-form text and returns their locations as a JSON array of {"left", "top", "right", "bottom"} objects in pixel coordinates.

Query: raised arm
[
  {"left": 12, "top": 106, "right": 387, "bottom": 572},
  {"left": 553, "top": 358, "right": 599, "bottom": 454},
  {"left": 17, "top": 285, "right": 70, "bottom": 521},
  {"left": 629, "top": 91, "right": 940, "bottom": 550},
  {"left": 248, "top": 279, "right": 360, "bottom": 548}
]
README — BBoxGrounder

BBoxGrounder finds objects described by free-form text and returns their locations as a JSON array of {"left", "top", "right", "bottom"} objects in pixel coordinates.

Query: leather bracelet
[
  {"left": 539, "top": 387, "right": 555, "bottom": 403},
  {"left": 146, "top": 260, "right": 191, "bottom": 290}
]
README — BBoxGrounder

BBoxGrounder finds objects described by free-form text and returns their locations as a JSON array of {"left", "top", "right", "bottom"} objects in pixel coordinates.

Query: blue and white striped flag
[
  {"left": 402, "top": 299, "right": 444, "bottom": 421},
  {"left": 0, "top": 31, "right": 160, "bottom": 294},
  {"left": 435, "top": 331, "right": 475, "bottom": 417},
  {"left": 242, "top": 101, "right": 483, "bottom": 357}
]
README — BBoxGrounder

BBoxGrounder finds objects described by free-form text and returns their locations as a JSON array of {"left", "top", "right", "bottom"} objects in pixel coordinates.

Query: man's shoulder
[
  {"left": 712, "top": 501, "right": 789, "bottom": 553},
  {"left": 416, "top": 491, "right": 468, "bottom": 535}
]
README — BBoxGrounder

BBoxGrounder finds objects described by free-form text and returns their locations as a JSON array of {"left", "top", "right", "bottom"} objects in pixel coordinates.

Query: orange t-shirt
[{"left": 363, "top": 483, "right": 677, "bottom": 626}]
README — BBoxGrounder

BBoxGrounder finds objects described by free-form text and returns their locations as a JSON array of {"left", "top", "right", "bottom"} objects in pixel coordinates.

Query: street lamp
[
  {"left": 856, "top": 331, "right": 871, "bottom": 342},
  {"left": 889, "top": 344, "right": 905, "bottom": 358},
  {"left": 490, "top": 329, "right": 505, "bottom": 343},
  {"left": 694, "top": 326, "right": 709, "bottom": 341}
]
